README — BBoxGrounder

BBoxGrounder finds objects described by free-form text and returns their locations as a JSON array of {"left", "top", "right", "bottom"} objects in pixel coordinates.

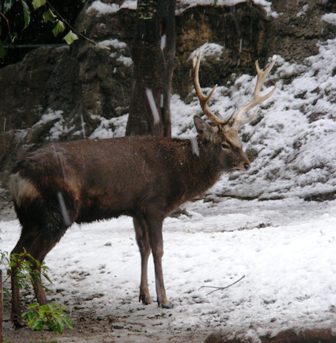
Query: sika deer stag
[{"left": 9, "top": 54, "right": 276, "bottom": 326}]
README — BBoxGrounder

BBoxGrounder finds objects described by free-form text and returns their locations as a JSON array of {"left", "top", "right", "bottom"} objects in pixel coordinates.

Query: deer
[{"left": 8, "top": 53, "right": 276, "bottom": 326}]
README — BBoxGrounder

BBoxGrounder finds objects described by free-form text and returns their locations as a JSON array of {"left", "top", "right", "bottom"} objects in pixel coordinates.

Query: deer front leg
[
  {"left": 145, "top": 213, "right": 172, "bottom": 309},
  {"left": 133, "top": 217, "right": 152, "bottom": 305}
]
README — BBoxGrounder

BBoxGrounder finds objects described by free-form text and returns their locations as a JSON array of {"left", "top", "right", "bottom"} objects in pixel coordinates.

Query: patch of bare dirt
[{"left": 3, "top": 315, "right": 207, "bottom": 343}]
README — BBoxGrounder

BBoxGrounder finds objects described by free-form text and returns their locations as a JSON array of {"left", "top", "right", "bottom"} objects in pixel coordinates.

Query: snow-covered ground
[{"left": 1, "top": 198, "right": 336, "bottom": 341}]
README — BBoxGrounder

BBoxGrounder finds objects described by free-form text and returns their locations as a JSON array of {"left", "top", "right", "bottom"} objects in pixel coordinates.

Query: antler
[
  {"left": 192, "top": 53, "right": 227, "bottom": 126},
  {"left": 231, "top": 57, "right": 276, "bottom": 130},
  {"left": 192, "top": 53, "right": 276, "bottom": 129}
]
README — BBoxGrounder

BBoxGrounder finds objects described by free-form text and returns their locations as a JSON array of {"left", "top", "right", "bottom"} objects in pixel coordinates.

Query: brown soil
[{"left": 3, "top": 306, "right": 208, "bottom": 343}]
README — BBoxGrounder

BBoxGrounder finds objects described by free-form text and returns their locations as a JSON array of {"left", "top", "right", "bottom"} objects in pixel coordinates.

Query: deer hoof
[
  {"left": 159, "top": 302, "right": 173, "bottom": 309},
  {"left": 139, "top": 293, "right": 152, "bottom": 305}
]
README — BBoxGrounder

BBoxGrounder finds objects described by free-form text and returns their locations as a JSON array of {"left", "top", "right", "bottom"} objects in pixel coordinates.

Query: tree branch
[
  {"left": 199, "top": 275, "right": 246, "bottom": 295},
  {"left": 46, "top": 1, "right": 96, "bottom": 46},
  {"left": 0, "top": 11, "right": 11, "bottom": 39}
]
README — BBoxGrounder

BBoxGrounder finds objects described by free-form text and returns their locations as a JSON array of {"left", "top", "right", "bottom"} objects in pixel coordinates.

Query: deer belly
[{"left": 76, "top": 189, "right": 135, "bottom": 223}]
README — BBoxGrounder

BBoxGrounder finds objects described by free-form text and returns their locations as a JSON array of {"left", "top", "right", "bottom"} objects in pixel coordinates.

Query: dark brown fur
[{"left": 9, "top": 116, "right": 250, "bottom": 326}]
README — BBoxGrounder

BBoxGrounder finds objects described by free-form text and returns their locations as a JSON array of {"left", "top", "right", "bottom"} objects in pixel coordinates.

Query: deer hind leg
[
  {"left": 29, "top": 210, "right": 70, "bottom": 304},
  {"left": 144, "top": 211, "right": 172, "bottom": 309},
  {"left": 28, "top": 232, "right": 65, "bottom": 305},
  {"left": 11, "top": 207, "right": 71, "bottom": 326},
  {"left": 10, "top": 226, "right": 49, "bottom": 326},
  {"left": 133, "top": 216, "right": 152, "bottom": 305}
]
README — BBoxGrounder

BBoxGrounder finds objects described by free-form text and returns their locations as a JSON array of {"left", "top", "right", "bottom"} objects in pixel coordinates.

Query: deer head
[{"left": 192, "top": 53, "right": 276, "bottom": 171}]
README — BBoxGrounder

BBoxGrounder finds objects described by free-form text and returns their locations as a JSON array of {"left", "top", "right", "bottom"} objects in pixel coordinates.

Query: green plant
[
  {"left": 23, "top": 302, "right": 73, "bottom": 333},
  {"left": 0, "top": 249, "right": 73, "bottom": 333},
  {"left": 8, "top": 250, "right": 52, "bottom": 291}
]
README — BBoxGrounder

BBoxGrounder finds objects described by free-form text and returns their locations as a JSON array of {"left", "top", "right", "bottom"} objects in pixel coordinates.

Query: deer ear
[{"left": 194, "top": 116, "right": 215, "bottom": 138}]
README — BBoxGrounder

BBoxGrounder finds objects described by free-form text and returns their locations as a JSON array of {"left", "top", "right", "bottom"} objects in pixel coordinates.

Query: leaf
[
  {"left": 23, "top": 302, "right": 73, "bottom": 333},
  {"left": 10, "top": 32, "right": 17, "bottom": 43},
  {"left": 3, "top": 0, "right": 15, "bottom": 13},
  {"left": 31, "top": 319, "right": 44, "bottom": 331},
  {"left": 63, "top": 30, "right": 79, "bottom": 45},
  {"left": 21, "top": 0, "right": 31, "bottom": 30},
  {"left": 64, "top": 316, "right": 73, "bottom": 329},
  {"left": 51, "top": 315, "right": 65, "bottom": 333},
  {"left": 42, "top": 9, "right": 56, "bottom": 23},
  {"left": 42, "top": 271, "right": 52, "bottom": 284},
  {"left": 31, "top": 0, "right": 46, "bottom": 10},
  {"left": 52, "top": 20, "right": 65, "bottom": 37}
]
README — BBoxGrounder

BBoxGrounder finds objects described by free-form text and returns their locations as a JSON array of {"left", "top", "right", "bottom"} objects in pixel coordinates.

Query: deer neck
[{"left": 178, "top": 139, "right": 223, "bottom": 200}]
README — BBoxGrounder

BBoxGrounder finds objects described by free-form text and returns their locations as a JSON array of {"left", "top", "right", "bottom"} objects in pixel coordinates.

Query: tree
[{"left": 126, "top": 0, "right": 176, "bottom": 137}]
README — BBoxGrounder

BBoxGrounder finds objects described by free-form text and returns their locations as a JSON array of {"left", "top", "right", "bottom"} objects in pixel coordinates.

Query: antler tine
[
  {"left": 231, "top": 57, "right": 276, "bottom": 130},
  {"left": 254, "top": 59, "right": 276, "bottom": 96},
  {"left": 192, "top": 53, "right": 226, "bottom": 126}
]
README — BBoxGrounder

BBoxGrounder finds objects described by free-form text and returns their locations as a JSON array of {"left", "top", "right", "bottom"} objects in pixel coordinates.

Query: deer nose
[{"left": 244, "top": 162, "right": 250, "bottom": 170}]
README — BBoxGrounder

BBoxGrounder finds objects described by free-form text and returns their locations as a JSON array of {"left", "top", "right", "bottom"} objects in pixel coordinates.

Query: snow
[
  {"left": 1, "top": 199, "right": 336, "bottom": 340},
  {"left": 86, "top": 0, "right": 137, "bottom": 15},
  {"left": 116, "top": 55, "right": 133, "bottom": 67},
  {"left": 89, "top": 114, "right": 128, "bottom": 139},
  {"left": 98, "top": 39, "right": 128, "bottom": 50},
  {"left": 31, "top": 109, "right": 70, "bottom": 141},
  {"left": 86, "top": 1, "right": 119, "bottom": 15},
  {"left": 98, "top": 39, "right": 133, "bottom": 67},
  {"left": 40, "top": 109, "right": 63, "bottom": 123},
  {"left": 321, "top": 13, "right": 336, "bottom": 26},
  {"left": 297, "top": 4, "right": 309, "bottom": 17},
  {"left": 189, "top": 43, "right": 224, "bottom": 61}
]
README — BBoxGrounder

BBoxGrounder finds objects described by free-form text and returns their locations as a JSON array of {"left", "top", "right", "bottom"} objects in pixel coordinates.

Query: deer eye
[{"left": 221, "top": 142, "right": 231, "bottom": 150}]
